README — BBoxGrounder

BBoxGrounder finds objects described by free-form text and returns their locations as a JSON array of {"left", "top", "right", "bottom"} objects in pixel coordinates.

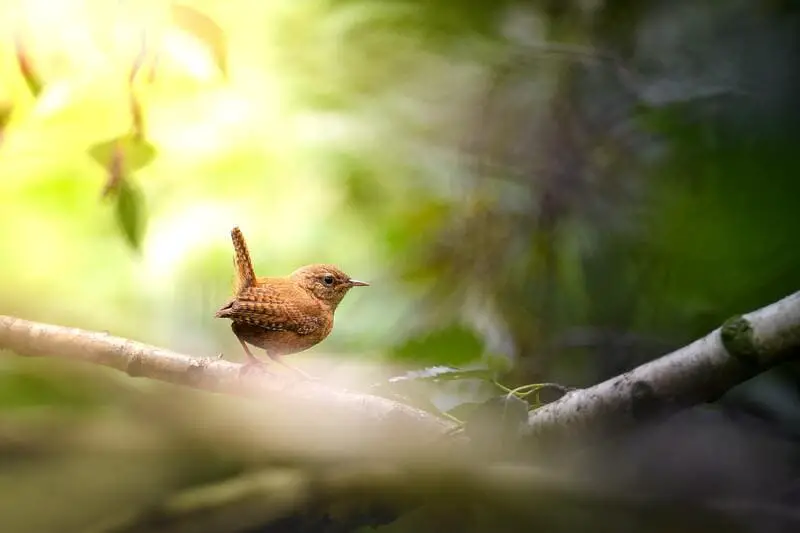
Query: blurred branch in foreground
[
  {"left": 92, "top": 462, "right": 773, "bottom": 533},
  {"left": 1, "top": 291, "right": 800, "bottom": 532},
  {"left": 1, "top": 292, "right": 800, "bottom": 453}
]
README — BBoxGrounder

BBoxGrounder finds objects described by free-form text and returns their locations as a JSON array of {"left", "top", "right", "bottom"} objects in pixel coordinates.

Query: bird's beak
[{"left": 349, "top": 279, "right": 370, "bottom": 287}]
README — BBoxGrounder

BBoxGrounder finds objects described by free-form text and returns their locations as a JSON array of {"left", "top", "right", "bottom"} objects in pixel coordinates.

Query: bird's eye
[{"left": 322, "top": 274, "right": 335, "bottom": 286}]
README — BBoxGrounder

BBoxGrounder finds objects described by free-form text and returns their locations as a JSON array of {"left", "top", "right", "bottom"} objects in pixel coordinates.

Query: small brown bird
[{"left": 215, "top": 226, "right": 369, "bottom": 378}]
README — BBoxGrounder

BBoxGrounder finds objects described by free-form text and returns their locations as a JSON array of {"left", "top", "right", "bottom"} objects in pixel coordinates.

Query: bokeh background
[{"left": 1, "top": 0, "right": 800, "bottom": 532}]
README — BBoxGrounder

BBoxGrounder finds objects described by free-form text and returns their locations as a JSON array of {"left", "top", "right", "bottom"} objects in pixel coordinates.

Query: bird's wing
[{"left": 217, "top": 285, "right": 324, "bottom": 335}]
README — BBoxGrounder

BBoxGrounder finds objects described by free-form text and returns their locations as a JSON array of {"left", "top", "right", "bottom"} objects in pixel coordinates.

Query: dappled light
[{"left": 1, "top": 1, "right": 800, "bottom": 532}]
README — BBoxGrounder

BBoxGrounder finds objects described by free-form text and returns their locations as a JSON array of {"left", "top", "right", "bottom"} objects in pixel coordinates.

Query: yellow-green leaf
[
  {"left": 89, "top": 134, "right": 156, "bottom": 173},
  {"left": 170, "top": 4, "right": 228, "bottom": 77}
]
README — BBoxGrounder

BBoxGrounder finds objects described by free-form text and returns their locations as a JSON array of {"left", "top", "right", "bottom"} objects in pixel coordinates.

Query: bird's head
[{"left": 290, "top": 264, "right": 369, "bottom": 309}]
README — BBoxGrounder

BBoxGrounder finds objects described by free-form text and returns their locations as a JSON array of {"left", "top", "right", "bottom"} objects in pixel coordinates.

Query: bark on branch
[
  {"left": 1, "top": 290, "right": 799, "bottom": 458},
  {"left": 2, "top": 292, "right": 800, "bottom": 532},
  {"left": 0, "top": 315, "right": 462, "bottom": 462},
  {"left": 526, "top": 290, "right": 800, "bottom": 441}
]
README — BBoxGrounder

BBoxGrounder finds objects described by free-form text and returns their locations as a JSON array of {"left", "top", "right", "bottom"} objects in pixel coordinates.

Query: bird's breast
[{"left": 232, "top": 315, "right": 333, "bottom": 356}]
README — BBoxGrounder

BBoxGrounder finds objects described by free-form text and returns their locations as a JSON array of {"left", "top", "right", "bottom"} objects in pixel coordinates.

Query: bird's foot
[{"left": 238, "top": 356, "right": 274, "bottom": 378}]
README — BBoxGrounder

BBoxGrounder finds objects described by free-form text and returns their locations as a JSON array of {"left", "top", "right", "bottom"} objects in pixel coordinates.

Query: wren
[{"left": 215, "top": 226, "right": 369, "bottom": 378}]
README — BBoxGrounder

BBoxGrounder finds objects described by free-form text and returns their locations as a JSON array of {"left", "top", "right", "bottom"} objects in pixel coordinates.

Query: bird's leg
[
  {"left": 265, "top": 350, "right": 318, "bottom": 381},
  {"left": 225, "top": 322, "right": 272, "bottom": 375},
  {"left": 236, "top": 337, "right": 274, "bottom": 377}
]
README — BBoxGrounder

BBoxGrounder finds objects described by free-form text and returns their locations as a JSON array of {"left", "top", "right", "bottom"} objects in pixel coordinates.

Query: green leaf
[
  {"left": 115, "top": 179, "right": 146, "bottom": 252},
  {"left": 391, "top": 324, "right": 485, "bottom": 366},
  {"left": 89, "top": 134, "right": 157, "bottom": 173},
  {"left": 171, "top": 4, "right": 228, "bottom": 77}
]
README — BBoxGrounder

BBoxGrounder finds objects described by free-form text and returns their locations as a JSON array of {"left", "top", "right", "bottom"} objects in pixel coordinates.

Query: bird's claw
[{"left": 238, "top": 357, "right": 273, "bottom": 378}]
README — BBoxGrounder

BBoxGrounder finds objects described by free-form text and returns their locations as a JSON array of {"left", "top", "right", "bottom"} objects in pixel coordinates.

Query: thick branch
[
  {"left": 0, "top": 315, "right": 461, "bottom": 462},
  {"left": 526, "top": 290, "right": 800, "bottom": 440}
]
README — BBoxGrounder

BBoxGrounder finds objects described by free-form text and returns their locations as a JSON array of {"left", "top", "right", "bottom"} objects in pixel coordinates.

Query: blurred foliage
[
  {"left": 0, "top": 0, "right": 799, "bottom": 531},
  {"left": 391, "top": 324, "right": 484, "bottom": 366}
]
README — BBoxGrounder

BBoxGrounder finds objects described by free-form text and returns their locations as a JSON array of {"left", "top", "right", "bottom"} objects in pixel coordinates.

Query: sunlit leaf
[
  {"left": 387, "top": 366, "right": 494, "bottom": 383},
  {"left": 170, "top": 4, "right": 228, "bottom": 77},
  {"left": 89, "top": 134, "right": 156, "bottom": 173},
  {"left": 14, "top": 35, "right": 43, "bottom": 97},
  {"left": 391, "top": 324, "right": 484, "bottom": 366},
  {"left": 115, "top": 179, "right": 147, "bottom": 252}
]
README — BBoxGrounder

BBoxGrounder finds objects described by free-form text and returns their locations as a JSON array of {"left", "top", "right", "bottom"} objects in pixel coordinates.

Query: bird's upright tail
[{"left": 231, "top": 226, "right": 256, "bottom": 294}]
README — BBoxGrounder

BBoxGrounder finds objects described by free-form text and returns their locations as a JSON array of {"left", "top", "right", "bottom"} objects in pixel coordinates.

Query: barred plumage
[{"left": 214, "top": 226, "right": 369, "bottom": 377}]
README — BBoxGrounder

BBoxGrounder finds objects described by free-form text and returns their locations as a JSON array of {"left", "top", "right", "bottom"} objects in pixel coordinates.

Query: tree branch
[
  {"left": 2, "top": 291, "right": 799, "bottom": 460},
  {"left": 0, "top": 315, "right": 462, "bottom": 462},
  {"left": 3, "top": 292, "right": 800, "bottom": 532},
  {"left": 526, "top": 290, "right": 800, "bottom": 440}
]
